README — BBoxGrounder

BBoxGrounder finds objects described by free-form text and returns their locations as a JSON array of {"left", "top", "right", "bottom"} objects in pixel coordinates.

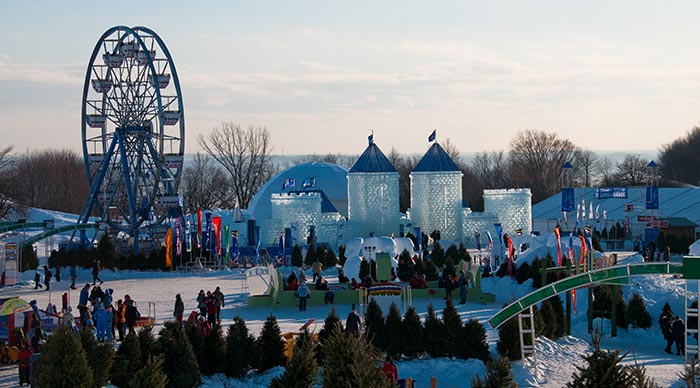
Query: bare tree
[
  {"left": 572, "top": 149, "right": 600, "bottom": 187},
  {"left": 615, "top": 154, "right": 653, "bottom": 186},
  {"left": 471, "top": 151, "right": 511, "bottom": 189},
  {"left": 595, "top": 156, "right": 617, "bottom": 186},
  {"left": 509, "top": 130, "right": 579, "bottom": 203},
  {"left": 387, "top": 148, "right": 418, "bottom": 213},
  {"left": 659, "top": 125, "right": 700, "bottom": 185},
  {"left": 289, "top": 153, "right": 357, "bottom": 168},
  {"left": 0, "top": 146, "right": 16, "bottom": 218},
  {"left": 198, "top": 123, "right": 277, "bottom": 209},
  {"left": 180, "top": 153, "right": 232, "bottom": 211}
]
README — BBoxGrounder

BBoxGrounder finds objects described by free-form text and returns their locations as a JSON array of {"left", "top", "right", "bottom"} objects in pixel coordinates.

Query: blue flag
[
  {"left": 230, "top": 231, "right": 239, "bottom": 259},
  {"left": 204, "top": 212, "right": 212, "bottom": 251},
  {"left": 282, "top": 178, "right": 295, "bottom": 190},
  {"left": 428, "top": 129, "right": 436, "bottom": 142},
  {"left": 368, "top": 133, "right": 374, "bottom": 145},
  {"left": 302, "top": 177, "right": 315, "bottom": 189},
  {"left": 184, "top": 214, "right": 192, "bottom": 253}
]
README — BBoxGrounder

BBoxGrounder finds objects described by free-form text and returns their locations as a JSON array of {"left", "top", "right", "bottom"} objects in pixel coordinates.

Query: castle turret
[
  {"left": 347, "top": 138, "right": 399, "bottom": 237},
  {"left": 410, "top": 142, "right": 463, "bottom": 243}
]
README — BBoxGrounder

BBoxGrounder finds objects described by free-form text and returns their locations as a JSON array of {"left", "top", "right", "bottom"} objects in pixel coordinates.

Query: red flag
[
  {"left": 578, "top": 235, "right": 587, "bottom": 270},
  {"left": 212, "top": 216, "right": 222, "bottom": 255},
  {"left": 572, "top": 289, "right": 577, "bottom": 314},
  {"left": 506, "top": 234, "right": 514, "bottom": 277},
  {"left": 554, "top": 226, "right": 562, "bottom": 267}
]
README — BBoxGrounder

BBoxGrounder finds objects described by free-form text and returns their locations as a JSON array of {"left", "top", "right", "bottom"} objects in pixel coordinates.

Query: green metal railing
[{"left": 18, "top": 223, "right": 99, "bottom": 249}]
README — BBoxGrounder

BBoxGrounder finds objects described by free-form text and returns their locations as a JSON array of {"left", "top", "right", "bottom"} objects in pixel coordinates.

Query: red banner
[
  {"left": 554, "top": 226, "right": 561, "bottom": 267},
  {"left": 212, "top": 216, "right": 222, "bottom": 256}
]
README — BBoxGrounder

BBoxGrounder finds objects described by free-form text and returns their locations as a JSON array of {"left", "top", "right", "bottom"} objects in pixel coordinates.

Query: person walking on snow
[
  {"left": 92, "top": 258, "right": 103, "bottom": 285},
  {"left": 295, "top": 281, "right": 310, "bottom": 311},
  {"left": 93, "top": 300, "right": 107, "bottom": 341},
  {"left": 43, "top": 265, "right": 52, "bottom": 290},
  {"left": 212, "top": 286, "right": 224, "bottom": 322},
  {"left": 345, "top": 303, "right": 361, "bottom": 336},
  {"left": 673, "top": 316, "right": 686, "bottom": 356},
  {"left": 381, "top": 355, "right": 398, "bottom": 382},
  {"left": 174, "top": 294, "right": 184, "bottom": 326},
  {"left": 69, "top": 265, "right": 77, "bottom": 289},
  {"left": 458, "top": 270, "right": 468, "bottom": 304}
]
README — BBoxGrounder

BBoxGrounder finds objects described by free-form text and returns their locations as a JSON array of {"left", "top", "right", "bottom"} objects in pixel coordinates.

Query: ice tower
[
  {"left": 410, "top": 142, "right": 463, "bottom": 242},
  {"left": 347, "top": 138, "right": 399, "bottom": 237}
]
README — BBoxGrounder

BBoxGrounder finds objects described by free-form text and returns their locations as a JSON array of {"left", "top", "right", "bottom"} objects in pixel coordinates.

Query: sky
[{"left": 2, "top": 1, "right": 700, "bottom": 156}]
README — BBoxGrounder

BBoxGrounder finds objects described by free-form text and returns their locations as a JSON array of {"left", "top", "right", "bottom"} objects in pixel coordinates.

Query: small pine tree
[
  {"left": 627, "top": 293, "right": 652, "bottom": 329},
  {"left": 320, "top": 326, "right": 394, "bottom": 388},
  {"left": 364, "top": 298, "right": 386, "bottom": 349},
  {"left": 258, "top": 314, "right": 287, "bottom": 372},
  {"left": 628, "top": 355, "right": 661, "bottom": 388},
  {"left": 324, "top": 248, "right": 338, "bottom": 269},
  {"left": 497, "top": 314, "right": 521, "bottom": 361},
  {"left": 130, "top": 355, "right": 169, "bottom": 388},
  {"left": 566, "top": 333, "right": 632, "bottom": 387},
  {"left": 111, "top": 333, "right": 142, "bottom": 387},
  {"left": 97, "top": 234, "right": 117, "bottom": 268},
  {"left": 399, "top": 306, "right": 424, "bottom": 359},
  {"left": 200, "top": 323, "right": 226, "bottom": 375},
  {"left": 224, "top": 316, "right": 259, "bottom": 378},
  {"left": 445, "top": 244, "right": 459, "bottom": 264},
  {"left": 396, "top": 249, "right": 414, "bottom": 281},
  {"left": 138, "top": 325, "right": 157, "bottom": 366},
  {"left": 423, "top": 303, "right": 446, "bottom": 358},
  {"left": 461, "top": 318, "right": 490, "bottom": 362},
  {"left": 292, "top": 245, "right": 304, "bottom": 267},
  {"left": 35, "top": 326, "right": 93, "bottom": 388},
  {"left": 471, "top": 357, "right": 514, "bottom": 388},
  {"left": 539, "top": 299, "right": 557, "bottom": 339},
  {"left": 441, "top": 299, "right": 462, "bottom": 358},
  {"left": 305, "top": 244, "right": 317, "bottom": 267},
  {"left": 79, "top": 327, "right": 114, "bottom": 388},
  {"left": 550, "top": 294, "right": 568, "bottom": 338},
  {"left": 270, "top": 329, "right": 318, "bottom": 388},
  {"left": 157, "top": 321, "right": 200, "bottom": 388},
  {"left": 183, "top": 320, "right": 204, "bottom": 370},
  {"left": 431, "top": 241, "right": 446, "bottom": 268},
  {"left": 678, "top": 357, "right": 700, "bottom": 388},
  {"left": 317, "top": 308, "right": 342, "bottom": 366},
  {"left": 383, "top": 303, "right": 403, "bottom": 358},
  {"left": 423, "top": 260, "right": 439, "bottom": 281},
  {"left": 21, "top": 244, "right": 39, "bottom": 271}
]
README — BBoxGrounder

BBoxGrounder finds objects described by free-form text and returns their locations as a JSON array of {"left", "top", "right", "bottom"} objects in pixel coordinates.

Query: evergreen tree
[
  {"left": 292, "top": 245, "right": 303, "bottom": 267},
  {"left": 539, "top": 299, "right": 557, "bottom": 339},
  {"left": 566, "top": 333, "right": 631, "bottom": 387},
  {"left": 320, "top": 326, "right": 393, "bottom": 388},
  {"left": 138, "top": 325, "right": 157, "bottom": 366},
  {"left": 413, "top": 257, "right": 426, "bottom": 277},
  {"left": 364, "top": 298, "right": 386, "bottom": 350},
  {"left": 317, "top": 308, "right": 342, "bottom": 366},
  {"left": 431, "top": 241, "right": 446, "bottom": 268},
  {"left": 550, "top": 294, "right": 568, "bottom": 338},
  {"left": 21, "top": 244, "right": 39, "bottom": 271},
  {"left": 130, "top": 355, "right": 169, "bottom": 388},
  {"left": 423, "top": 260, "right": 439, "bottom": 281},
  {"left": 323, "top": 247, "right": 338, "bottom": 269},
  {"left": 111, "top": 333, "right": 142, "bottom": 388},
  {"left": 157, "top": 321, "right": 200, "bottom": 388},
  {"left": 445, "top": 244, "right": 459, "bottom": 265},
  {"left": 457, "top": 243, "right": 469, "bottom": 263},
  {"left": 258, "top": 314, "right": 287, "bottom": 372},
  {"left": 305, "top": 244, "right": 317, "bottom": 267},
  {"left": 396, "top": 249, "right": 414, "bottom": 281},
  {"left": 678, "top": 357, "right": 700, "bottom": 388},
  {"left": 79, "top": 327, "right": 114, "bottom": 388},
  {"left": 423, "top": 303, "right": 446, "bottom": 358},
  {"left": 443, "top": 259, "right": 456, "bottom": 280},
  {"left": 96, "top": 234, "right": 117, "bottom": 268},
  {"left": 183, "top": 320, "right": 204, "bottom": 370},
  {"left": 224, "top": 316, "right": 259, "bottom": 378},
  {"left": 399, "top": 306, "right": 424, "bottom": 359},
  {"left": 34, "top": 326, "right": 93, "bottom": 388},
  {"left": 200, "top": 323, "right": 226, "bottom": 375},
  {"left": 470, "top": 357, "right": 514, "bottom": 388},
  {"left": 628, "top": 356, "right": 661, "bottom": 388},
  {"left": 316, "top": 245, "right": 328, "bottom": 265},
  {"left": 270, "top": 330, "right": 318, "bottom": 388},
  {"left": 384, "top": 303, "right": 403, "bottom": 358},
  {"left": 627, "top": 293, "right": 653, "bottom": 329},
  {"left": 497, "top": 314, "right": 521, "bottom": 361},
  {"left": 442, "top": 299, "right": 462, "bottom": 358},
  {"left": 461, "top": 318, "right": 490, "bottom": 362},
  {"left": 660, "top": 302, "right": 674, "bottom": 323}
]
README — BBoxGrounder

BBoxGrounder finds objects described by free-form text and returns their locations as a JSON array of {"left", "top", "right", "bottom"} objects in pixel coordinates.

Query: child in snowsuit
[{"left": 17, "top": 342, "right": 32, "bottom": 386}]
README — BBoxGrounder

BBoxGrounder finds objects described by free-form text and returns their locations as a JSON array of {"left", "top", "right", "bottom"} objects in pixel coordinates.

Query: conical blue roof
[
  {"left": 413, "top": 143, "right": 460, "bottom": 172},
  {"left": 349, "top": 143, "right": 396, "bottom": 173}
]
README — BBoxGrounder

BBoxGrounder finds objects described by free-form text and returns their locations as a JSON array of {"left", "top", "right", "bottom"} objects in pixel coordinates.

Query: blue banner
[
  {"left": 204, "top": 212, "right": 212, "bottom": 251},
  {"left": 596, "top": 187, "right": 628, "bottom": 199},
  {"left": 646, "top": 186, "right": 659, "bottom": 209},
  {"left": 561, "top": 188, "right": 575, "bottom": 212},
  {"left": 230, "top": 231, "right": 239, "bottom": 259},
  {"left": 184, "top": 215, "right": 191, "bottom": 253}
]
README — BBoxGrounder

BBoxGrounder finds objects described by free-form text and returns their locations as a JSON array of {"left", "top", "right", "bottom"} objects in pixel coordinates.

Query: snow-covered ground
[{"left": 0, "top": 253, "right": 689, "bottom": 387}]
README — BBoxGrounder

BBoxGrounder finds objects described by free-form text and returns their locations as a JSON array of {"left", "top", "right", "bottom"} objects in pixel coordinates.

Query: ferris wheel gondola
[{"left": 76, "top": 26, "right": 185, "bottom": 254}]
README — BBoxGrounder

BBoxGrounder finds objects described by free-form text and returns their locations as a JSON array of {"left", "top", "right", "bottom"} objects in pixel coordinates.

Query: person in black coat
[
  {"left": 43, "top": 266, "right": 52, "bottom": 291},
  {"left": 660, "top": 312, "right": 674, "bottom": 354},
  {"left": 124, "top": 300, "right": 139, "bottom": 335},
  {"left": 345, "top": 303, "right": 361, "bottom": 336},
  {"left": 672, "top": 316, "right": 686, "bottom": 356},
  {"left": 92, "top": 258, "right": 103, "bottom": 285}
]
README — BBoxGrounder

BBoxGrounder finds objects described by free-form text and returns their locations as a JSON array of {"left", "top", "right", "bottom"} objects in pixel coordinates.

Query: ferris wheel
[{"left": 77, "top": 26, "right": 185, "bottom": 253}]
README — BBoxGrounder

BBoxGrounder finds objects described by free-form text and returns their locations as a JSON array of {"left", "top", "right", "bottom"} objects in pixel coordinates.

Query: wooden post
[{"left": 431, "top": 377, "right": 437, "bottom": 388}]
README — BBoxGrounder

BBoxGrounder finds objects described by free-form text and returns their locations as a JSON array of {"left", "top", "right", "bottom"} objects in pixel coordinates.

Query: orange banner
[{"left": 165, "top": 228, "right": 173, "bottom": 268}]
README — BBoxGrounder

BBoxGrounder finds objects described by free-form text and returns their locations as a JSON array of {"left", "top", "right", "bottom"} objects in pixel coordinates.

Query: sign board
[
  {"left": 163, "top": 154, "right": 184, "bottom": 169},
  {"left": 637, "top": 215, "right": 655, "bottom": 222},
  {"left": 596, "top": 187, "right": 628, "bottom": 199},
  {"left": 651, "top": 220, "right": 669, "bottom": 228},
  {"left": 43, "top": 220, "right": 54, "bottom": 229},
  {"left": 158, "top": 196, "right": 181, "bottom": 207},
  {"left": 4, "top": 242, "right": 18, "bottom": 285}
]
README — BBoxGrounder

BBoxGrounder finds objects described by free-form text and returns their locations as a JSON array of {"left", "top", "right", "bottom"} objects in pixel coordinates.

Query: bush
[
  {"left": 364, "top": 298, "right": 385, "bottom": 349},
  {"left": 291, "top": 245, "right": 303, "bottom": 267},
  {"left": 130, "top": 355, "right": 168, "bottom": 388},
  {"left": 396, "top": 249, "right": 414, "bottom": 281},
  {"left": 423, "top": 303, "right": 445, "bottom": 358},
  {"left": 111, "top": 333, "right": 142, "bottom": 387},
  {"left": 431, "top": 242, "right": 446, "bottom": 268},
  {"left": 497, "top": 314, "right": 521, "bottom": 361},
  {"left": 399, "top": 306, "right": 423, "bottom": 359},
  {"left": 461, "top": 319, "right": 490, "bottom": 362},
  {"left": 566, "top": 334, "right": 631, "bottom": 387},
  {"left": 442, "top": 299, "right": 462, "bottom": 358},
  {"left": 270, "top": 329, "right": 318, "bottom": 388},
  {"left": 224, "top": 316, "right": 258, "bottom": 378},
  {"left": 323, "top": 248, "right": 338, "bottom": 268},
  {"left": 471, "top": 357, "right": 514, "bottom": 387},
  {"left": 200, "top": 323, "right": 226, "bottom": 375},
  {"left": 383, "top": 303, "right": 403, "bottom": 359},
  {"left": 423, "top": 260, "right": 439, "bottom": 281},
  {"left": 157, "top": 321, "right": 200, "bottom": 388},
  {"left": 79, "top": 327, "right": 114, "bottom": 387},
  {"left": 35, "top": 326, "right": 93, "bottom": 388},
  {"left": 626, "top": 293, "right": 652, "bottom": 329},
  {"left": 317, "top": 308, "right": 341, "bottom": 366},
  {"left": 138, "top": 325, "right": 157, "bottom": 365}
]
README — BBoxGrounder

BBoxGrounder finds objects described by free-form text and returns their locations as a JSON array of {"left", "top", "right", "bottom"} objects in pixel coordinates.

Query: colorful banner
[
  {"left": 204, "top": 212, "right": 212, "bottom": 251},
  {"left": 4, "top": 242, "right": 18, "bottom": 286},
  {"left": 185, "top": 214, "right": 192, "bottom": 253},
  {"left": 212, "top": 216, "right": 222, "bottom": 256},
  {"left": 554, "top": 225, "right": 561, "bottom": 267},
  {"left": 561, "top": 188, "right": 575, "bottom": 212},
  {"left": 596, "top": 187, "right": 628, "bottom": 199},
  {"left": 197, "top": 209, "right": 203, "bottom": 247},
  {"left": 165, "top": 228, "right": 173, "bottom": 268},
  {"left": 474, "top": 229, "right": 481, "bottom": 251},
  {"left": 279, "top": 231, "right": 286, "bottom": 265},
  {"left": 175, "top": 218, "right": 182, "bottom": 256},
  {"left": 505, "top": 234, "right": 514, "bottom": 277},
  {"left": 646, "top": 186, "right": 659, "bottom": 209},
  {"left": 230, "top": 231, "right": 239, "bottom": 259},
  {"left": 223, "top": 225, "right": 230, "bottom": 262}
]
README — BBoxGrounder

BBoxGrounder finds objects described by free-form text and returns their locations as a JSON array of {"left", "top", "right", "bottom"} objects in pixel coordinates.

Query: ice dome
[{"left": 247, "top": 161, "right": 349, "bottom": 220}]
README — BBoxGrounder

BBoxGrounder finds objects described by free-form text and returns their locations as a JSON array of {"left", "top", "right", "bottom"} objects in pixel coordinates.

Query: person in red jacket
[
  {"left": 17, "top": 341, "right": 32, "bottom": 386},
  {"left": 203, "top": 291, "right": 218, "bottom": 325},
  {"left": 381, "top": 355, "right": 398, "bottom": 383}
]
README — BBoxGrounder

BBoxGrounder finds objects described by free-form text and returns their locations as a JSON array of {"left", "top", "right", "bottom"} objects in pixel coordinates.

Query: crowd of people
[{"left": 183, "top": 286, "right": 225, "bottom": 335}]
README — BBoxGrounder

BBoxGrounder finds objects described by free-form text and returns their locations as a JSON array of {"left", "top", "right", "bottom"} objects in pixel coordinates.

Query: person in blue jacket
[{"left": 295, "top": 281, "right": 310, "bottom": 311}]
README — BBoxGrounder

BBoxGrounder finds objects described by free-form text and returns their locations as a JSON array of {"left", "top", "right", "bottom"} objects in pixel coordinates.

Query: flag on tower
[
  {"left": 368, "top": 132, "right": 374, "bottom": 145},
  {"left": 428, "top": 129, "right": 436, "bottom": 142}
]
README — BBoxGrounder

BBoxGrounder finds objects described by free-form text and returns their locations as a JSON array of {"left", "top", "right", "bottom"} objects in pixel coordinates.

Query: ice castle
[{"left": 233, "top": 136, "right": 532, "bottom": 252}]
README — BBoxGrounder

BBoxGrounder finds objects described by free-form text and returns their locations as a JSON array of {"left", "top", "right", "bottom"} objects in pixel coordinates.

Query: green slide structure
[
  {"left": 0, "top": 221, "right": 45, "bottom": 234},
  {"left": 18, "top": 223, "right": 99, "bottom": 249},
  {"left": 487, "top": 262, "right": 684, "bottom": 329}
]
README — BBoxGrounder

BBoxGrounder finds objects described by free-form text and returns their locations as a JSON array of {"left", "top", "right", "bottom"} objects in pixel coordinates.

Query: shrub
[
  {"left": 200, "top": 323, "right": 226, "bottom": 375},
  {"left": 317, "top": 308, "right": 341, "bottom": 366},
  {"left": 292, "top": 245, "right": 303, "bottom": 267},
  {"left": 257, "top": 315, "right": 287, "bottom": 372},
  {"left": 270, "top": 329, "right": 318, "bottom": 388},
  {"left": 383, "top": 303, "right": 403, "bottom": 359},
  {"left": 364, "top": 298, "right": 385, "bottom": 349},
  {"left": 399, "top": 306, "right": 423, "bottom": 359},
  {"left": 471, "top": 357, "right": 513, "bottom": 387},
  {"left": 111, "top": 333, "right": 142, "bottom": 387},
  {"left": 35, "top": 326, "right": 93, "bottom": 388},
  {"left": 320, "top": 327, "right": 393, "bottom": 388},
  {"left": 157, "top": 321, "right": 200, "bottom": 388},
  {"left": 79, "top": 327, "right": 114, "bottom": 387},
  {"left": 224, "top": 316, "right": 258, "bottom": 378},
  {"left": 423, "top": 303, "right": 445, "bottom": 358},
  {"left": 442, "top": 299, "right": 462, "bottom": 358},
  {"left": 626, "top": 293, "right": 652, "bottom": 329},
  {"left": 130, "top": 355, "right": 168, "bottom": 388},
  {"left": 497, "top": 314, "right": 521, "bottom": 361},
  {"left": 461, "top": 318, "right": 490, "bottom": 362}
]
